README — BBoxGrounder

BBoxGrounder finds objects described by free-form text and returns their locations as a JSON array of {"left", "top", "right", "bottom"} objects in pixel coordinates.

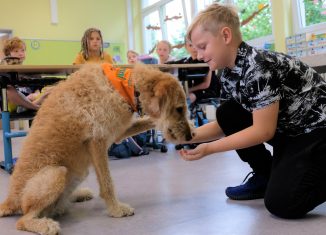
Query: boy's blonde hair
[
  {"left": 156, "top": 40, "right": 172, "bottom": 53},
  {"left": 186, "top": 3, "right": 242, "bottom": 42},
  {"left": 3, "top": 37, "right": 26, "bottom": 56}
]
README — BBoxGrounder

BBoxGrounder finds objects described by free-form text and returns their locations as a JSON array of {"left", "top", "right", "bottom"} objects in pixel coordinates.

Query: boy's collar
[
  {"left": 234, "top": 41, "right": 249, "bottom": 66},
  {"left": 222, "top": 42, "right": 250, "bottom": 79}
]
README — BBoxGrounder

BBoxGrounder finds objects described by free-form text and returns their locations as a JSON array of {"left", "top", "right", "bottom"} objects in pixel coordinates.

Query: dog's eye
[{"left": 176, "top": 107, "right": 183, "bottom": 114}]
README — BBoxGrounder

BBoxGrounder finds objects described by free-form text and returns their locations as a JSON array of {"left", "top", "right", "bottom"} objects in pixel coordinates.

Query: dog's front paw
[
  {"left": 16, "top": 217, "right": 60, "bottom": 235},
  {"left": 0, "top": 202, "right": 16, "bottom": 217},
  {"left": 108, "top": 202, "right": 135, "bottom": 217}
]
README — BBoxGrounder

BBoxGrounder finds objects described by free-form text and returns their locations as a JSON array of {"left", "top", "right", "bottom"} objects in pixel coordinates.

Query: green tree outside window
[
  {"left": 303, "top": 0, "right": 326, "bottom": 26},
  {"left": 234, "top": 0, "right": 272, "bottom": 41}
]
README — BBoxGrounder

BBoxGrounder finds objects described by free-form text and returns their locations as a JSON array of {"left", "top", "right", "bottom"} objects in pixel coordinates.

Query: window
[
  {"left": 143, "top": 10, "right": 162, "bottom": 54},
  {"left": 142, "top": 0, "right": 189, "bottom": 57},
  {"left": 300, "top": 0, "right": 326, "bottom": 27},
  {"left": 142, "top": 0, "right": 161, "bottom": 8},
  {"left": 293, "top": 0, "right": 326, "bottom": 33},
  {"left": 196, "top": 0, "right": 217, "bottom": 11},
  {"left": 232, "top": 0, "right": 272, "bottom": 41},
  {"left": 141, "top": 0, "right": 273, "bottom": 58},
  {"left": 164, "top": 0, "right": 187, "bottom": 57}
]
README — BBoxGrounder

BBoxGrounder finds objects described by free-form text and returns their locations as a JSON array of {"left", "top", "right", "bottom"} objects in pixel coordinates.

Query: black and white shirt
[{"left": 221, "top": 42, "right": 326, "bottom": 136}]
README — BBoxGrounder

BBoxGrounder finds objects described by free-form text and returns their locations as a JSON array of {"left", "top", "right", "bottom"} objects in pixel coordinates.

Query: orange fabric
[{"left": 101, "top": 63, "right": 136, "bottom": 111}]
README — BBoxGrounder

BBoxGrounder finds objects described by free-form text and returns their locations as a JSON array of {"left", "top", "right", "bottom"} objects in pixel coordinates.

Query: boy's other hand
[{"left": 179, "top": 143, "right": 209, "bottom": 161}]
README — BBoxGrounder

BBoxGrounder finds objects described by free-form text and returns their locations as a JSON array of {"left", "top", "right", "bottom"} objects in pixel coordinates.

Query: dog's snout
[{"left": 185, "top": 132, "right": 193, "bottom": 141}]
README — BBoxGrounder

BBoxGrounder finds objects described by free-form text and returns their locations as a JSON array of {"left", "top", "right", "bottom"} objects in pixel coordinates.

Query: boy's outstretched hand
[{"left": 179, "top": 143, "right": 209, "bottom": 161}]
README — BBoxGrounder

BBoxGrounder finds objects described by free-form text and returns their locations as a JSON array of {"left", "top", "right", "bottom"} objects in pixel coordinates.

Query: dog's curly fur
[{"left": 0, "top": 63, "right": 194, "bottom": 235}]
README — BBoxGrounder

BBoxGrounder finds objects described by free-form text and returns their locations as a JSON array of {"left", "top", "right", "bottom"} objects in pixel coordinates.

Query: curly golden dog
[{"left": 0, "top": 63, "right": 194, "bottom": 235}]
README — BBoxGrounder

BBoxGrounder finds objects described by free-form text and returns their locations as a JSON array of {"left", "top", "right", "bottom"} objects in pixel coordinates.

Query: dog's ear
[
  {"left": 147, "top": 97, "right": 160, "bottom": 118},
  {"left": 148, "top": 79, "right": 172, "bottom": 118},
  {"left": 143, "top": 80, "right": 171, "bottom": 118}
]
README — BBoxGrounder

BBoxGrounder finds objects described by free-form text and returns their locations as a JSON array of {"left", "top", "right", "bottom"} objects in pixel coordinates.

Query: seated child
[
  {"left": 180, "top": 39, "right": 220, "bottom": 104},
  {"left": 73, "top": 28, "right": 114, "bottom": 65},
  {"left": 1, "top": 37, "right": 50, "bottom": 112},
  {"left": 156, "top": 40, "right": 175, "bottom": 64},
  {"left": 127, "top": 50, "right": 139, "bottom": 64}
]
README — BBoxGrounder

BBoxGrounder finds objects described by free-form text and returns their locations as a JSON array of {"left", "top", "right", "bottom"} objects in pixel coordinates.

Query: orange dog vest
[{"left": 101, "top": 63, "right": 136, "bottom": 112}]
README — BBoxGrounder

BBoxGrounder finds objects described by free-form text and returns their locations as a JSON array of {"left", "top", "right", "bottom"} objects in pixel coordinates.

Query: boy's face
[
  {"left": 156, "top": 42, "right": 170, "bottom": 62},
  {"left": 127, "top": 52, "right": 138, "bottom": 64},
  {"left": 190, "top": 26, "right": 231, "bottom": 70},
  {"left": 88, "top": 31, "right": 102, "bottom": 52},
  {"left": 10, "top": 46, "right": 26, "bottom": 62}
]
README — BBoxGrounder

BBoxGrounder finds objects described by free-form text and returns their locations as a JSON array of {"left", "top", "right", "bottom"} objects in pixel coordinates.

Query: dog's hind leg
[
  {"left": 70, "top": 187, "right": 94, "bottom": 202},
  {"left": 88, "top": 139, "right": 135, "bottom": 217},
  {"left": 16, "top": 166, "right": 67, "bottom": 235}
]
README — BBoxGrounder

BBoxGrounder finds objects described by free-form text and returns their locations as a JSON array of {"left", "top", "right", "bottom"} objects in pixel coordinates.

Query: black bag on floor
[{"left": 108, "top": 132, "right": 149, "bottom": 159}]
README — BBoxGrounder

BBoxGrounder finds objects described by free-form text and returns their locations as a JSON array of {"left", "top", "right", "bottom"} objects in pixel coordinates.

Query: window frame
[
  {"left": 140, "top": 0, "right": 274, "bottom": 54},
  {"left": 292, "top": 0, "right": 326, "bottom": 34}
]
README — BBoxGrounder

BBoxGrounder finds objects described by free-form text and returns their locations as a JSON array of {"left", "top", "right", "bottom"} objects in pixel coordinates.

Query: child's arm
[
  {"left": 32, "top": 87, "right": 53, "bottom": 105},
  {"left": 180, "top": 101, "right": 279, "bottom": 161},
  {"left": 188, "top": 71, "right": 212, "bottom": 93},
  {"left": 6, "top": 86, "right": 40, "bottom": 110}
]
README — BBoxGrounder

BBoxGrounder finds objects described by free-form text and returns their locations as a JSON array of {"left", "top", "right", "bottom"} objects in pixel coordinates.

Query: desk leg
[{"left": 2, "top": 111, "right": 14, "bottom": 173}]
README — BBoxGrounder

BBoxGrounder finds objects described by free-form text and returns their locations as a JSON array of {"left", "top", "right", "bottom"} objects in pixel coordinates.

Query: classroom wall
[
  {"left": 0, "top": 0, "right": 129, "bottom": 64},
  {"left": 0, "top": 0, "right": 298, "bottom": 63},
  {"left": 131, "top": 0, "right": 143, "bottom": 54}
]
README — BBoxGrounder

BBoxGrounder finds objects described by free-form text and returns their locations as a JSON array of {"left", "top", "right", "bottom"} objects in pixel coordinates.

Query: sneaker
[{"left": 225, "top": 172, "right": 268, "bottom": 200}]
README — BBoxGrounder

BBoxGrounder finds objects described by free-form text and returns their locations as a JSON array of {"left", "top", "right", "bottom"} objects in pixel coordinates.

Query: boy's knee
[
  {"left": 215, "top": 100, "right": 253, "bottom": 134},
  {"left": 264, "top": 193, "right": 308, "bottom": 219}
]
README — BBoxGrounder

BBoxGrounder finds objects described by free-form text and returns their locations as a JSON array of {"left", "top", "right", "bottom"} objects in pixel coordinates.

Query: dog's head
[{"left": 133, "top": 64, "right": 195, "bottom": 143}]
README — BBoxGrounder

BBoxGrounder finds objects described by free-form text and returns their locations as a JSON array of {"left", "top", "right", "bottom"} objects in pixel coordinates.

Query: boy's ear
[{"left": 221, "top": 27, "right": 232, "bottom": 44}]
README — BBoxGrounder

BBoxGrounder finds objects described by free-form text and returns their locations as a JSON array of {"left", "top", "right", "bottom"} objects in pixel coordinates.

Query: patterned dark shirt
[{"left": 221, "top": 42, "right": 326, "bottom": 136}]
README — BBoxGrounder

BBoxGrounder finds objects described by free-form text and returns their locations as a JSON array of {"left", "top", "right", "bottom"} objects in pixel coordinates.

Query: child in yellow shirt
[{"left": 73, "top": 28, "right": 114, "bottom": 65}]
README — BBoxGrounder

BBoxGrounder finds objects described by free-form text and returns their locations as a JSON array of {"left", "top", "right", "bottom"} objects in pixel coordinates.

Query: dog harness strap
[{"left": 101, "top": 63, "right": 137, "bottom": 112}]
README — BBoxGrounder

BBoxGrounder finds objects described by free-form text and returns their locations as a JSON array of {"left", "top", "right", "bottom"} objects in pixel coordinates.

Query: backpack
[{"left": 108, "top": 132, "right": 149, "bottom": 159}]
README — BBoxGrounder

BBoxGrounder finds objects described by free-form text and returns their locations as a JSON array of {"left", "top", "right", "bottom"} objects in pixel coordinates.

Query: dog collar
[{"left": 101, "top": 63, "right": 137, "bottom": 112}]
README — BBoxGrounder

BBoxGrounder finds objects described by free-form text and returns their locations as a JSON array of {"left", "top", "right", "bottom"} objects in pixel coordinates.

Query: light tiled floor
[{"left": 0, "top": 131, "right": 325, "bottom": 235}]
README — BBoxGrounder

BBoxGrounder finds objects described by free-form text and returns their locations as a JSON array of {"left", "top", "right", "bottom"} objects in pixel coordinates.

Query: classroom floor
[{"left": 0, "top": 131, "right": 325, "bottom": 235}]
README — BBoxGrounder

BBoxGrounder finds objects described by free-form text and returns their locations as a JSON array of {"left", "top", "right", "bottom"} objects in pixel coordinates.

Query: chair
[
  {"left": 138, "top": 55, "right": 158, "bottom": 65},
  {"left": 0, "top": 111, "right": 35, "bottom": 173},
  {"left": 0, "top": 72, "right": 62, "bottom": 173}
]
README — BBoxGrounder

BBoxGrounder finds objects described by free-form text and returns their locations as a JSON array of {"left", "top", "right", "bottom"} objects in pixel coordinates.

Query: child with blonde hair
[
  {"left": 127, "top": 50, "right": 139, "bottom": 64},
  {"left": 179, "top": 3, "right": 326, "bottom": 219},
  {"left": 73, "top": 28, "right": 114, "bottom": 64},
  {"left": 156, "top": 40, "right": 175, "bottom": 64}
]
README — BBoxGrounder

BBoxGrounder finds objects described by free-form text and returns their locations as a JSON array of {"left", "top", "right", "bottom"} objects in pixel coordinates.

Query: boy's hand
[{"left": 179, "top": 143, "right": 210, "bottom": 161}]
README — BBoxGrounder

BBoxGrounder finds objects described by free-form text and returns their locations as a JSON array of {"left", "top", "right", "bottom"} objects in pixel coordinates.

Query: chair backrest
[{"left": 138, "top": 55, "right": 158, "bottom": 65}]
